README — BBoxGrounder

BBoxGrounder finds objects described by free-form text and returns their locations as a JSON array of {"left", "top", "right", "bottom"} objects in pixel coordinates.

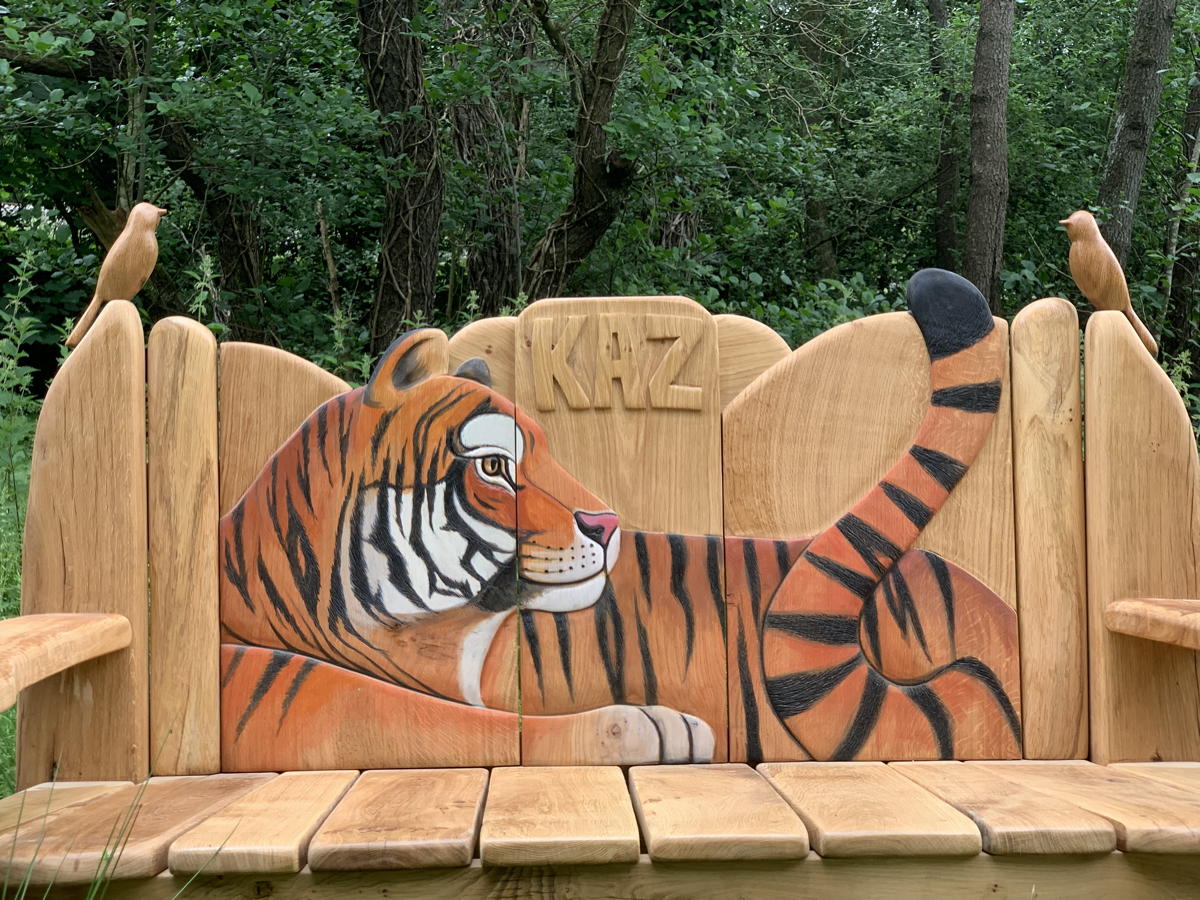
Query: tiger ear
[
  {"left": 452, "top": 357, "right": 492, "bottom": 387},
  {"left": 364, "top": 328, "right": 450, "bottom": 407}
]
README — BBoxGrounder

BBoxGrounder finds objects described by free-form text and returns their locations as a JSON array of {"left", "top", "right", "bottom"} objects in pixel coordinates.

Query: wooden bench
[{"left": 5, "top": 267, "right": 1200, "bottom": 896}]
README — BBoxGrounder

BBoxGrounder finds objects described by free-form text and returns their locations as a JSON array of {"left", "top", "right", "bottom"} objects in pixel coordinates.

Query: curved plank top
[
  {"left": 0, "top": 613, "right": 131, "bottom": 710},
  {"left": 448, "top": 317, "right": 517, "bottom": 400},
  {"left": 714, "top": 314, "right": 791, "bottom": 409},
  {"left": 218, "top": 343, "right": 351, "bottom": 515}
]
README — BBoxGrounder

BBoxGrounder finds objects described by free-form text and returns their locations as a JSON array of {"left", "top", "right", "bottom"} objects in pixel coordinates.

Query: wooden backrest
[{"left": 24, "top": 291, "right": 1194, "bottom": 785}]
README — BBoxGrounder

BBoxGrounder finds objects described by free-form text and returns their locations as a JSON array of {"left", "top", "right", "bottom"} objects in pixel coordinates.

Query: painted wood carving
[{"left": 218, "top": 269, "right": 1021, "bottom": 769}]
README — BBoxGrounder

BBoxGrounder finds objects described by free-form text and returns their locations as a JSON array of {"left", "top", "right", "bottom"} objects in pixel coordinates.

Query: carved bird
[
  {"left": 1059, "top": 209, "right": 1157, "bottom": 357},
  {"left": 66, "top": 202, "right": 166, "bottom": 349}
]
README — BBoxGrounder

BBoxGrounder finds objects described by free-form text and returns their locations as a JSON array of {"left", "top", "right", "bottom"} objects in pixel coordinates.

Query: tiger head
[{"left": 346, "top": 328, "right": 621, "bottom": 620}]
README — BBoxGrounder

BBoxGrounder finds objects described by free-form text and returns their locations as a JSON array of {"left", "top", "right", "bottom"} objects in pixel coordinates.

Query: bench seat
[{"left": 4, "top": 762, "right": 1200, "bottom": 898}]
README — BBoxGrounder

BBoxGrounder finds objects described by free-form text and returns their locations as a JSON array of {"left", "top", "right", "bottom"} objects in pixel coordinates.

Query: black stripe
[
  {"left": 931, "top": 380, "right": 1002, "bottom": 413},
  {"left": 369, "top": 408, "right": 399, "bottom": 464},
  {"left": 861, "top": 592, "right": 882, "bottom": 665},
  {"left": 277, "top": 657, "right": 319, "bottom": 729},
  {"left": 742, "top": 540, "right": 762, "bottom": 623},
  {"left": 764, "top": 612, "right": 858, "bottom": 645},
  {"left": 837, "top": 514, "right": 902, "bottom": 577},
  {"left": 221, "top": 645, "right": 247, "bottom": 688},
  {"left": 736, "top": 621, "right": 762, "bottom": 765},
  {"left": 905, "top": 684, "right": 953, "bottom": 759},
  {"left": 634, "top": 532, "right": 653, "bottom": 608},
  {"left": 806, "top": 553, "right": 876, "bottom": 601},
  {"left": 885, "top": 568, "right": 931, "bottom": 663},
  {"left": 831, "top": 668, "right": 888, "bottom": 759},
  {"left": 765, "top": 654, "right": 862, "bottom": 720},
  {"left": 520, "top": 609, "right": 544, "bottom": 696},
  {"left": 635, "top": 606, "right": 659, "bottom": 706},
  {"left": 910, "top": 445, "right": 967, "bottom": 492},
  {"left": 706, "top": 536, "right": 726, "bottom": 640},
  {"left": 552, "top": 611, "right": 574, "bottom": 697},
  {"left": 594, "top": 583, "right": 626, "bottom": 704},
  {"left": 881, "top": 481, "right": 932, "bottom": 528},
  {"left": 667, "top": 534, "right": 695, "bottom": 667},
  {"left": 297, "top": 421, "right": 314, "bottom": 512},
  {"left": 949, "top": 657, "right": 1022, "bottom": 746},
  {"left": 923, "top": 550, "right": 957, "bottom": 654},
  {"left": 235, "top": 651, "right": 290, "bottom": 739},
  {"left": 315, "top": 403, "right": 333, "bottom": 484},
  {"left": 773, "top": 540, "right": 791, "bottom": 579},
  {"left": 639, "top": 708, "right": 666, "bottom": 765}
]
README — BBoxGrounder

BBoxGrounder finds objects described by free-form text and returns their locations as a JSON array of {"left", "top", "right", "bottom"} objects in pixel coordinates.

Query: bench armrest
[
  {"left": 0, "top": 613, "right": 132, "bottom": 710},
  {"left": 1104, "top": 598, "right": 1200, "bottom": 651}
]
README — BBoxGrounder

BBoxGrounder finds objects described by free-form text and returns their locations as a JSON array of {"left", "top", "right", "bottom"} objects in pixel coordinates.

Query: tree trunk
[
  {"left": 963, "top": 0, "right": 1015, "bottom": 311},
  {"left": 446, "top": 0, "right": 527, "bottom": 315},
  {"left": 1097, "top": 0, "right": 1178, "bottom": 266},
  {"left": 358, "top": 0, "right": 446, "bottom": 351},
  {"left": 523, "top": 0, "right": 641, "bottom": 301},
  {"left": 927, "top": 0, "right": 961, "bottom": 271}
]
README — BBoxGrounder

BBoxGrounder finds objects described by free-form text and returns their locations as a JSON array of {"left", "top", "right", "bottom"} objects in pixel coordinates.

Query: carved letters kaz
[
  {"left": 528, "top": 311, "right": 706, "bottom": 411},
  {"left": 217, "top": 274, "right": 1024, "bottom": 772}
]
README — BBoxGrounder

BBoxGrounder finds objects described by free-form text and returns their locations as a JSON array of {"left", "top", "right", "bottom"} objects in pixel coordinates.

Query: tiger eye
[{"left": 481, "top": 456, "right": 504, "bottom": 477}]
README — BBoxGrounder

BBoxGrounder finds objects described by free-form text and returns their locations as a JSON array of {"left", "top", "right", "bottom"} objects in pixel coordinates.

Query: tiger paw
[{"left": 523, "top": 704, "right": 715, "bottom": 765}]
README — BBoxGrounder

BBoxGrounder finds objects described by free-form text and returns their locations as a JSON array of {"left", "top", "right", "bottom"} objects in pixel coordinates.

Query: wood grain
[
  {"left": 479, "top": 766, "right": 639, "bottom": 866},
  {"left": 724, "top": 312, "right": 1015, "bottom": 608},
  {"left": 169, "top": 770, "right": 358, "bottom": 874},
  {"left": 515, "top": 296, "right": 722, "bottom": 535},
  {"left": 1110, "top": 762, "right": 1200, "bottom": 793},
  {"left": 0, "top": 613, "right": 131, "bottom": 710},
  {"left": 628, "top": 764, "right": 808, "bottom": 861},
  {"left": 1084, "top": 311, "right": 1200, "bottom": 762},
  {"left": 0, "top": 773, "right": 271, "bottom": 884},
  {"left": 758, "top": 762, "right": 981, "bottom": 857},
  {"left": 1104, "top": 598, "right": 1200, "bottom": 650},
  {"left": 448, "top": 317, "right": 516, "bottom": 399},
  {"left": 714, "top": 313, "right": 790, "bottom": 408},
  {"left": 148, "top": 317, "right": 219, "bottom": 775},
  {"left": 217, "top": 342, "right": 350, "bottom": 515},
  {"left": 976, "top": 761, "right": 1200, "bottom": 852},
  {"left": 308, "top": 769, "right": 488, "bottom": 870},
  {"left": 39, "top": 854, "right": 1200, "bottom": 900},
  {"left": 891, "top": 761, "right": 1115, "bottom": 854},
  {"left": 0, "top": 781, "right": 129, "bottom": 834},
  {"left": 17, "top": 300, "right": 148, "bottom": 788},
  {"left": 1010, "top": 297, "right": 1087, "bottom": 759}
]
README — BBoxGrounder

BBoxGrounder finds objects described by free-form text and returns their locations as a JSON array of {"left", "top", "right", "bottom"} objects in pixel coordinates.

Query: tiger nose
[{"left": 574, "top": 510, "right": 619, "bottom": 547}]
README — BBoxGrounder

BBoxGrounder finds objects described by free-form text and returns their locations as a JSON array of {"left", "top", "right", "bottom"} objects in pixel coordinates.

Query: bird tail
[{"left": 65, "top": 296, "right": 104, "bottom": 349}]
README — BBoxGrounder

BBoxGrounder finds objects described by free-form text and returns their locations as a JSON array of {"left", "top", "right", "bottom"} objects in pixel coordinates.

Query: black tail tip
[{"left": 906, "top": 268, "right": 994, "bottom": 361}]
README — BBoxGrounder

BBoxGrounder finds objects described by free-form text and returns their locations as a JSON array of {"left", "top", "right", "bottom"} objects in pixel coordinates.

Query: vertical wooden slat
[
  {"left": 713, "top": 314, "right": 791, "bottom": 409},
  {"left": 447, "top": 316, "right": 517, "bottom": 400},
  {"left": 17, "top": 300, "right": 148, "bottom": 788},
  {"left": 217, "top": 343, "right": 350, "bottom": 516},
  {"left": 148, "top": 318, "right": 219, "bottom": 774},
  {"left": 1010, "top": 298, "right": 1087, "bottom": 758},
  {"left": 1084, "top": 311, "right": 1200, "bottom": 762}
]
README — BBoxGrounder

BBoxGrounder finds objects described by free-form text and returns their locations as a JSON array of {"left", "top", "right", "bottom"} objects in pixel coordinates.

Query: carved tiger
[{"left": 219, "top": 268, "right": 1020, "bottom": 768}]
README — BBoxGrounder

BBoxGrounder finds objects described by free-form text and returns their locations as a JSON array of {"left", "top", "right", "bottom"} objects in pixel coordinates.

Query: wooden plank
[
  {"left": 1104, "top": 598, "right": 1200, "bottom": 650},
  {"left": 515, "top": 296, "right": 722, "bottom": 535},
  {"left": 1010, "top": 297, "right": 1087, "bottom": 759},
  {"left": 627, "top": 764, "right": 808, "bottom": 861},
  {"left": 38, "top": 854, "right": 1200, "bottom": 900},
  {"left": 976, "top": 761, "right": 1200, "bottom": 852},
  {"left": 448, "top": 316, "right": 516, "bottom": 400},
  {"left": 891, "top": 761, "right": 1115, "bottom": 854},
  {"left": 0, "top": 773, "right": 271, "bottom": 884},
  {"left": 308, "top": 769, "right": 487, "bottom": 871},
  {"left": 217, "top": 342, "right": 349, "bottom": 515},
  {"left": 0, "top": 782, "right": 129, "bottom": 834},
  {"left": 1084, "top": 311, "right": 1200, "bottom": 762},
  {"left": 759, "top": 762, "right": 981, "bottom": 857},
  {"left": 479, "top": 766, "right": 639, "bottom": 866},
  {"left": 714, "top": 313, "right": 790, "bottom": 408},
  {"left": 148, "top": 317, "right": 219, "bottom": 775},
  {"left": 725, "top": 301, "right": 1019, "bottom": 762},
  {"left": 17, "top": 300, "right": 148, "bottom": 788},
  {"left": 0, "top": 613, "right": 131, "bottom": 710},
  {"left": 1110, "top": 762, "right": 1200, "bottom": 794},
  {"left": 513, "top": 297, "right": 727, "bottom": 765},
  {"left": 169, "top": 770, "right": 357, "bottom": 874}
]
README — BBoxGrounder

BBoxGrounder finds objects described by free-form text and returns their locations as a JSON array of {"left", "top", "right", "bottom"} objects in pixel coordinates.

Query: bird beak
[
  {"left": 1058, "top": 219, "right": 1069, "bottom": 226},
  {"left": 156, "top": 207, "right": 168, "bottom": 216}
]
